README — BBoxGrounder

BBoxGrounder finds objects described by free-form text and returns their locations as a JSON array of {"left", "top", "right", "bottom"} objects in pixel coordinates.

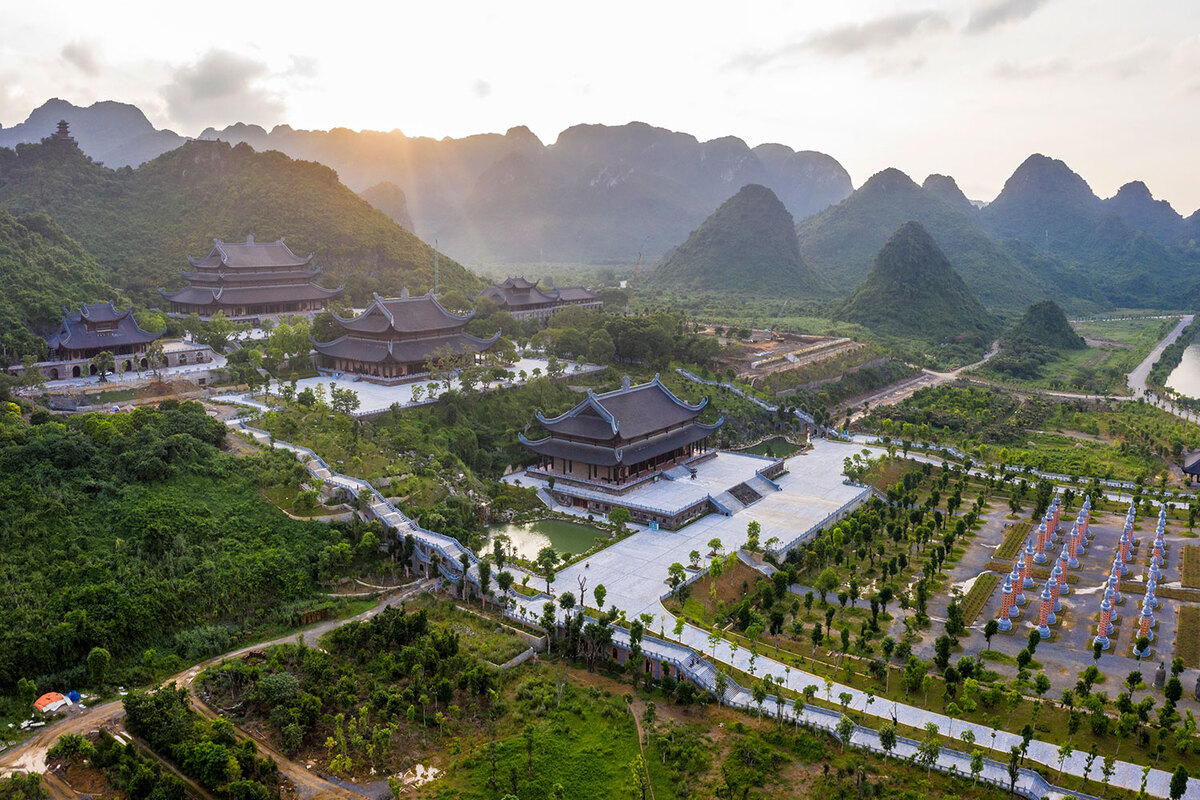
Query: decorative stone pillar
[
  {"left": 1102, "top": 586, "right": 1116, "bottom": 635},
  {"left": 1022, "top": 540, "right": 1036, "bottom": 588},
  {"left": 1036, "top": 582, "right": 1053, "bottom": 639},
  {"left": 1133, "top": 603, "right": 1154, "bottom": 657},
  {"left": 1145, "top": 577, "right": 1159, "bottom": 611},
  {"left": 1034, "top": 521, "right": 1049, "bottom": 564},
  {"left": 1155, "top": 661, "right": 1166, "bottom": 690},
  {"left": 1050, "top": 565, "right": 1064, "bottom": 612},
  {"left": 1094, "top": 593, "right": 1112, "bottom": 650},
  {"left": 1153, "top": 532, "right": 1165, "bottom": 566},
  {"left": 1057, "top": 546, "right": 1071, "bottom": 595},
  {"left": 1109, "top": 563, "right": 1124, "bottom": 607},
  {"left": 1119, "top": 530, "right": 1132, "bottom": 575},
  {"left": 1010, "top": 566, "right": 1025, "bottom": 609},
  {"left": 998, "top": 575, "right": 1015, "bottom": 631},
  {"left": 1018, "top": 549, "right": 1033, "bottom": 592},
  {"left": 1068, "top": 523, "right": 1082, "bottom": 567}
]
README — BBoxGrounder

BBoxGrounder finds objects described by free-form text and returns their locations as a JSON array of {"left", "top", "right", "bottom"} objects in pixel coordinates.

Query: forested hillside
[
  {"left": 837, "top": 221, "right": 996, "bottom": 348},
  {"left": 795, "top": 168, "right": 1066, "bottom": 310},
  {"left": 0, "top": 136, "right": 479, "bottom": 305},
  {"left": 0, "top": 210, "right": 118, "bottom": 359},
  {"left": 0, "top": 400, "right": 364, "bottom": 696},
  {"left": 647, "top": 184, "right": 822, "bottom": 296}
]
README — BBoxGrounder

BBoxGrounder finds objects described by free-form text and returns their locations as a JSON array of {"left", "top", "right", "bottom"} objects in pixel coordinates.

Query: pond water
[
  {"left": 480, "top": 519, "right": 610, "bottom": 561},
  {"left": 737, "top": 436, "right": 804, "bottom": 458},
  {"left": 1167, "top": 338, "right": 1200, "bottom": 399}
]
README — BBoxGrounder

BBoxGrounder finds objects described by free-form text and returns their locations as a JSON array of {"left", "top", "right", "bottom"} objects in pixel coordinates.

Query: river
[{"left": 1166, "top": 336, "right": 1200, "bottom": 399}]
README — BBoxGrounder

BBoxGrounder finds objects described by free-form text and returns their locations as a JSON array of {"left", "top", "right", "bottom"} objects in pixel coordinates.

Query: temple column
[
  {"left": 998, "top": 575, "right": 1016, "bottom": 631},
  {"left": 1094, "top": 593, "right": 1113, "bottom": 650},
  {"left": 1036, "top": 582, "right": 1053, "bottom": 639}
]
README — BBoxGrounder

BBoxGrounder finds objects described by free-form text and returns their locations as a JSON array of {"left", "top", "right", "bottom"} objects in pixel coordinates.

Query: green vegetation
[
  {"left": 647, "top": 183, "right": 822, "bottom": 296},
  {"left": 49, "top": 730, "right": 189, "bottom": 800},
  {"left": 795, "top": 167, "right": 1054, "bottom": 310},
  {"left": 994, "top": 523, "right": 1033, "bottom": 560},
  {"left": 866, "top": 383, "right": 1200, "bottom": 482},
  {"left": 0, "top": 210, "right": 119, "bottom": 361},
  {"left": 836, "top": 222, "right": 996, "bottom": 360},
  {"left": 960, "top": 573, "right": 1000, "bottom": 625},
  {"left": 0, "top": 400, "right": 380, "bottom": 704},
  {"left": 981, "top": 315, "right": 1174, "bottom": 394},
  {"left": 984, "top": 300, "right": 1084, "bottom": 381},
  {"left": 0, "top": 137, "right": 478, "bottom": 306},
  {"left": 1178, "top": 606, "right": 1200, "bottom": 668},
  {"left": 124, "top": 684, "right": 283, "bottom": 799},
  {"left": 1182, "top": 546, "right": 1200, "bottom": 589}
]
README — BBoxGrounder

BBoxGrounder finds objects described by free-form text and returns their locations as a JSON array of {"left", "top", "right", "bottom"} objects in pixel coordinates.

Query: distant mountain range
[
  {"left": 646, "top": 184, "right": 821, "bottom": 296},
  {"left": 197, "top": 120, "right": 854, "bottom": 266},
  {"left": 4, "top": 98, "right": 1200, "bottom": 315},
  {"left": 0, "top": 98, "right": 186, "bottom": 167},
  {"left": 0, "top": 134, "right": 477, "bottom": 308}
]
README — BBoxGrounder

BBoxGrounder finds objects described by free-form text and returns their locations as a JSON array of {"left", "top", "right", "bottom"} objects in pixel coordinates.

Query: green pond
[
  {"left": 738, "top": 436, "right": 803, "bottom": 458},
  {"left": 481, "top": 519, "right": 610, "bottom": 561}
]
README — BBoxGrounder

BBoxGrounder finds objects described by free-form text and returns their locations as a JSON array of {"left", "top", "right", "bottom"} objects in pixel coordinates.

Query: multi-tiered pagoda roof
[{"left": 160, "top": 236, "right": 342, "bottom": 319}]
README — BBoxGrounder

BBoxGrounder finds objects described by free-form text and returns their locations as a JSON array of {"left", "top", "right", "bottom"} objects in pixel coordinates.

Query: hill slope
[
  {"left": 836, "top": 221, "right": 995, "bottom": 345},
  {"left": 980, "top": 154, "right": 1196, "bottom": 306},
  {"left": 796, "top": 168, "right": 1056, "bottom": 310},
  {"left": 201, "top": 119, "right": 853, "bottom": 263},
  {"left": 0, "top": 137, "right": 478, "bottom": 304},
  {"left": 646, "top": 184, "right": 821, "bottom": 295},
  {"left": 0, "top": 210, "right": 119, "bottom": 358},
  {"left": 1004, "top": 299, "right": 1085, "bottom": 349},
  {"left": 0, "top": 98, "right": 186, "bottom": 167}
]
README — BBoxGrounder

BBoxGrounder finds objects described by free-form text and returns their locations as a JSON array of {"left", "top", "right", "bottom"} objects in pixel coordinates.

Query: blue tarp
[{"left": 66, "top": 690, "right": 81, "bottom": 702}]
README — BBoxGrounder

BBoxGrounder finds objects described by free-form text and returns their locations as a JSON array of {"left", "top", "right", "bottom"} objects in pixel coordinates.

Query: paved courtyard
[
  {"left": 217, "top": 356, "right": 601, "bottom": 416},
  {"left": 971, "top": 504, "right": 1196, "bottom": 698},
  {"left": 533, "top": 439, "right": 871, "bottom": 627}
]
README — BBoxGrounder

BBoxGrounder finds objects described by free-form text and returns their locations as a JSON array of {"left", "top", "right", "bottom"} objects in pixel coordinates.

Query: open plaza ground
[{"left": 216, "top": 355, "right": 602, "bottom": 416}]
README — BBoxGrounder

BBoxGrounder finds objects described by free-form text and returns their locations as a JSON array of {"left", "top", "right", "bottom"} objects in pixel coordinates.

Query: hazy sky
[{"left": 3, "top": 0, "right": 1199, "bottom": 213}]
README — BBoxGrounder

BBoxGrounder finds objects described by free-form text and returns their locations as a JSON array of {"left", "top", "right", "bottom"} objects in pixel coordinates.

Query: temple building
[
  {"left": 313, "top": 290, "right": 500, "bottom": 384},
  {"left": 475, "top": 277, "right": 602, "bottom": 321},
  {"left": 160, "top": 235, "right": 342, "bottom": 321},
  {"left": 520, "top": 376, "right": 725, "bottom": 527}
]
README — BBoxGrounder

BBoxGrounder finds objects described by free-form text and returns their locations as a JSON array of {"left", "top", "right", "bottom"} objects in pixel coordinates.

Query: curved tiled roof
[
  {"left": 536, "top": 375, "right": 708, "bottom": 442},
  {"left": 161, "top": 282, "right": 342, "bottom": 306},
  {"left": 520, "top": 417, "right": 722, "bottom": 467},
  {"left": 313, "top": 330, "right": 499, "bottom": 364},
  {"left": 46, "top": 303, "right": 164, "bottom": 352},
  {"left": 332, "top": 291, "right": 474, "bottom": 336},
  {"left": 187, "top": 236, "right": 312, "bottom": 269}
]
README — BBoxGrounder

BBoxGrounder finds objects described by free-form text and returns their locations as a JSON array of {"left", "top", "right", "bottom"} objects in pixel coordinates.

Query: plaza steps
[
  {"left": 536, "top": 487, "right": 559, "bottom": 509},
  {"left": 662, "top": 465, "right": 693, "bottom": 481},
  {"left": 748, "top": 474, "right": 781, "bottom": 496},
  {"left": 711, "top": 490, "right": 745, "bottom": 515},
  {"left": 728, "top": 482, "right": 764, "bottom": 507}
]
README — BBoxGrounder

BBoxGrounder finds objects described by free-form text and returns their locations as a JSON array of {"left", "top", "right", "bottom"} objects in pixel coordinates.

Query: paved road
[{"left": 848, "top": 341, "right": 1000, "bottom": 423}]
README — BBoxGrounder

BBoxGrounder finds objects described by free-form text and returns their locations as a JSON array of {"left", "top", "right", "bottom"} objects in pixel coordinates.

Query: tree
[
  {"left": 537, "top": 546, "right": 558, "bottom": 593},
  {"left": 497, "top": 570, "right": 514, "bottom": 597},
  {"left": 714, "top": 671, "right": 729, "bottom": 706},
  {"left": 815, "top": 567, "right": 838, "bottom": 605},
  {"left": 1008, "top": 746, "right": 1021, "bottom": 796},
  {"left": 90, "top": 350, "right": 115, "bottom": 382},
  {"left": 970, "top": 748, "right": 984, "bottom": 786},
  {"left": 1170, "top": 766, "right": 1189, "bottom": 800},
  {"left": 879, "top": 722, "right": 897, "bottom": 760},
  {"left": 836, "top": 714, "right": 855, "bottom": 753},
  {"left": 984, "top": 618, "right": 999, "bottom": 650},
  {"left": 86, "top": 646, "right": 111, "bottom": 687},
  {"left": 593, "top": 584, "right": 607, "bottom": 610},
  {"left": 629, "top": 754, "right": 649, "bottom": 800},
  {"left": 477, "top": 560, "right": 492, "bottom": 608},
  {"left": 1056, "top": 743, "right": 1073, "bottom": 778},
  {"left": 917, "top": 723, "right": 940, "bottom": 776},
  {"left": 558, "top": 591, "right": 575, "bottom": 619},
  {"left": 667, "top": 562, "right": 687, "bottom": 597},
  {"left": 608, "top": 506, "right": 631, "bottom": 532},
  {"left": 745, "top": 520, "right": 761, "bottom": 552}
]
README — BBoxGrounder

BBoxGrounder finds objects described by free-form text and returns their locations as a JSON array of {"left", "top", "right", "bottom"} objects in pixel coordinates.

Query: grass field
[
  {"left": 1182, "top": 545, "right": 1200, "bottom": 589},
  {"left": 1177, "top": 606, "right": 1200, "bottom": 668},
  {"left": 962, "top": 573, "right": 1000, "bottom": 624},
  {"left": 414, "top": 596, "right": 531, "bottom": 665},
  {"left": 994, "top": 522, "right": 1032, "bottom": 561}
]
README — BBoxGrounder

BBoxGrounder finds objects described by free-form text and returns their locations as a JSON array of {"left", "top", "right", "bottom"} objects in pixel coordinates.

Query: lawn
[
  {"left": 994, "top": 522, "right": 1032, "bottom": 561},
  {"left": 961, "top": 573, "right": 1000, "bottom": 625},
  {"left": 1177, "top": 606, "right": 1200, "bottom": 668},
  {"left": 1182, "top": 545, "right": 1200, "bottom": 589},
  {"left": 414, "top": 596, "right": 532, "bottom": 665}
]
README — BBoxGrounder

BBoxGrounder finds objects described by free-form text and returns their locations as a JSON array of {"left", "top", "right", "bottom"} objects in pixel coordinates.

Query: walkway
[{"left": 219, "top": 415, "right": 1196, "bottom": 799}]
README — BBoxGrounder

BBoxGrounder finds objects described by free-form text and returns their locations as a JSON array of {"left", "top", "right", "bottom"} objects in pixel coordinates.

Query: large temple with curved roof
[
  {"left": 160, "top": 235, "right": 342, "bottom": 321},
  {"left": 520, "top": 376, "right": 725, "bottom": 527},
  {"left": 475, "top": 276, "right": 602, "bottom": 321},
  {"left": 312, "top": 290, "right": 500, "bottom": 384}
]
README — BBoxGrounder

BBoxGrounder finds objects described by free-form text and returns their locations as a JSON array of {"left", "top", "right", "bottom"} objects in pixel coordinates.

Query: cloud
[
  {"left": 728, "top": 11, "right": 949, "bottom": 72},
  {"left": 472, "top": 79, "right": 492, "bottom": 99},
  {"left": 162, "top": 49, "right": 284, "bottom": 129},
  {"left": 287, "top": 55, "right": 317, "bottom": 79},
  {"left": 967, "top": 0, "right": 1051, "bottom": 34},
  {"left": 61, "top": 41, "right": 100, "bottom": 76},
  {"left": 805, "top": 11, "right": 950, "bottom": 56},
  {"left": 992, "top": 57, "right": 1073, "bottom": 79}
]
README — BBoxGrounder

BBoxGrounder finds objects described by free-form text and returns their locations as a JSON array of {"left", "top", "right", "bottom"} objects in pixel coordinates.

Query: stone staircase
[
  {"left": 728, "top": 482, "right": 764, "bottom": 507},
  {"left": 711, "top": 490, "right": 745, "bottom": 515}
]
